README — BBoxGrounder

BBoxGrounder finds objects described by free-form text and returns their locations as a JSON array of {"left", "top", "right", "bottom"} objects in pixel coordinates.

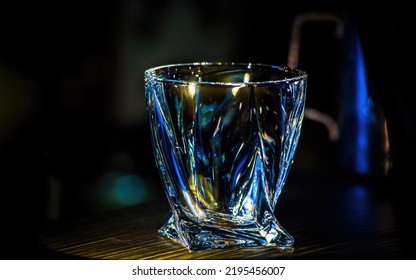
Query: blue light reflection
[{"left": 354, "top": 35, "right": 370, "bottom": 174}]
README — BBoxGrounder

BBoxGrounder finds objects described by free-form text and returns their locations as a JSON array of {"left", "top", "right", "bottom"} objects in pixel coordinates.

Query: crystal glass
[{"left": 145, "top": 62, "right": 307, "bottom": 251}]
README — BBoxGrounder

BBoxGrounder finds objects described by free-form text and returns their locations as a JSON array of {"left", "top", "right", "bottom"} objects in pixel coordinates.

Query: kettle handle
[
  {"left": 288, "top": 12, "right": 344, "bottom": 142},
  {"left": 288, "top": 12, "right": 344, "bottom": 69}
]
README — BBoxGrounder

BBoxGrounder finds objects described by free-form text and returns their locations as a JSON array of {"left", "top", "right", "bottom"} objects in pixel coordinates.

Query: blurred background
[{"left": 1, "top": 1, "right": 415, "bottom": 258}]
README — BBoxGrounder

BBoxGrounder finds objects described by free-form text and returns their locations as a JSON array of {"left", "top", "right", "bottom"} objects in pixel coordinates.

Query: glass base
[{"left": 159, "top": 212, "right": 294, "bottom": 252}]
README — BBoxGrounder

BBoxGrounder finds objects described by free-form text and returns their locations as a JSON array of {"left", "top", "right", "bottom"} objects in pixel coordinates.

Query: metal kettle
[{"left": 288, "top": 12, "right": 390, "bottom": 178}]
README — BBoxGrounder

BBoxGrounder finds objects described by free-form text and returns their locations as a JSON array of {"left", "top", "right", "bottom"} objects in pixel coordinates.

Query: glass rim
[{"left": 145, "top": 62, "right": 307, "bottom": 86}]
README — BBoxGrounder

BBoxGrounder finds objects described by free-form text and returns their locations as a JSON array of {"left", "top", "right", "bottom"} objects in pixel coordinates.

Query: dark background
[{"left": 1, "top": 1, "right": 415, "bottom": 259}]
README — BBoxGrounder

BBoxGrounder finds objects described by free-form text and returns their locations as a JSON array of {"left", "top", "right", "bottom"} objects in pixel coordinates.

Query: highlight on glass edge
[{"left": 145, "top": 62, "right": 307, "bottom": 251}]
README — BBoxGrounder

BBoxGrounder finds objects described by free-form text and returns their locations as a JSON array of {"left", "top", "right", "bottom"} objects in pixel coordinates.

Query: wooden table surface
[{"left": 38, "top": 173, "right": 408, "bottom": 260}]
